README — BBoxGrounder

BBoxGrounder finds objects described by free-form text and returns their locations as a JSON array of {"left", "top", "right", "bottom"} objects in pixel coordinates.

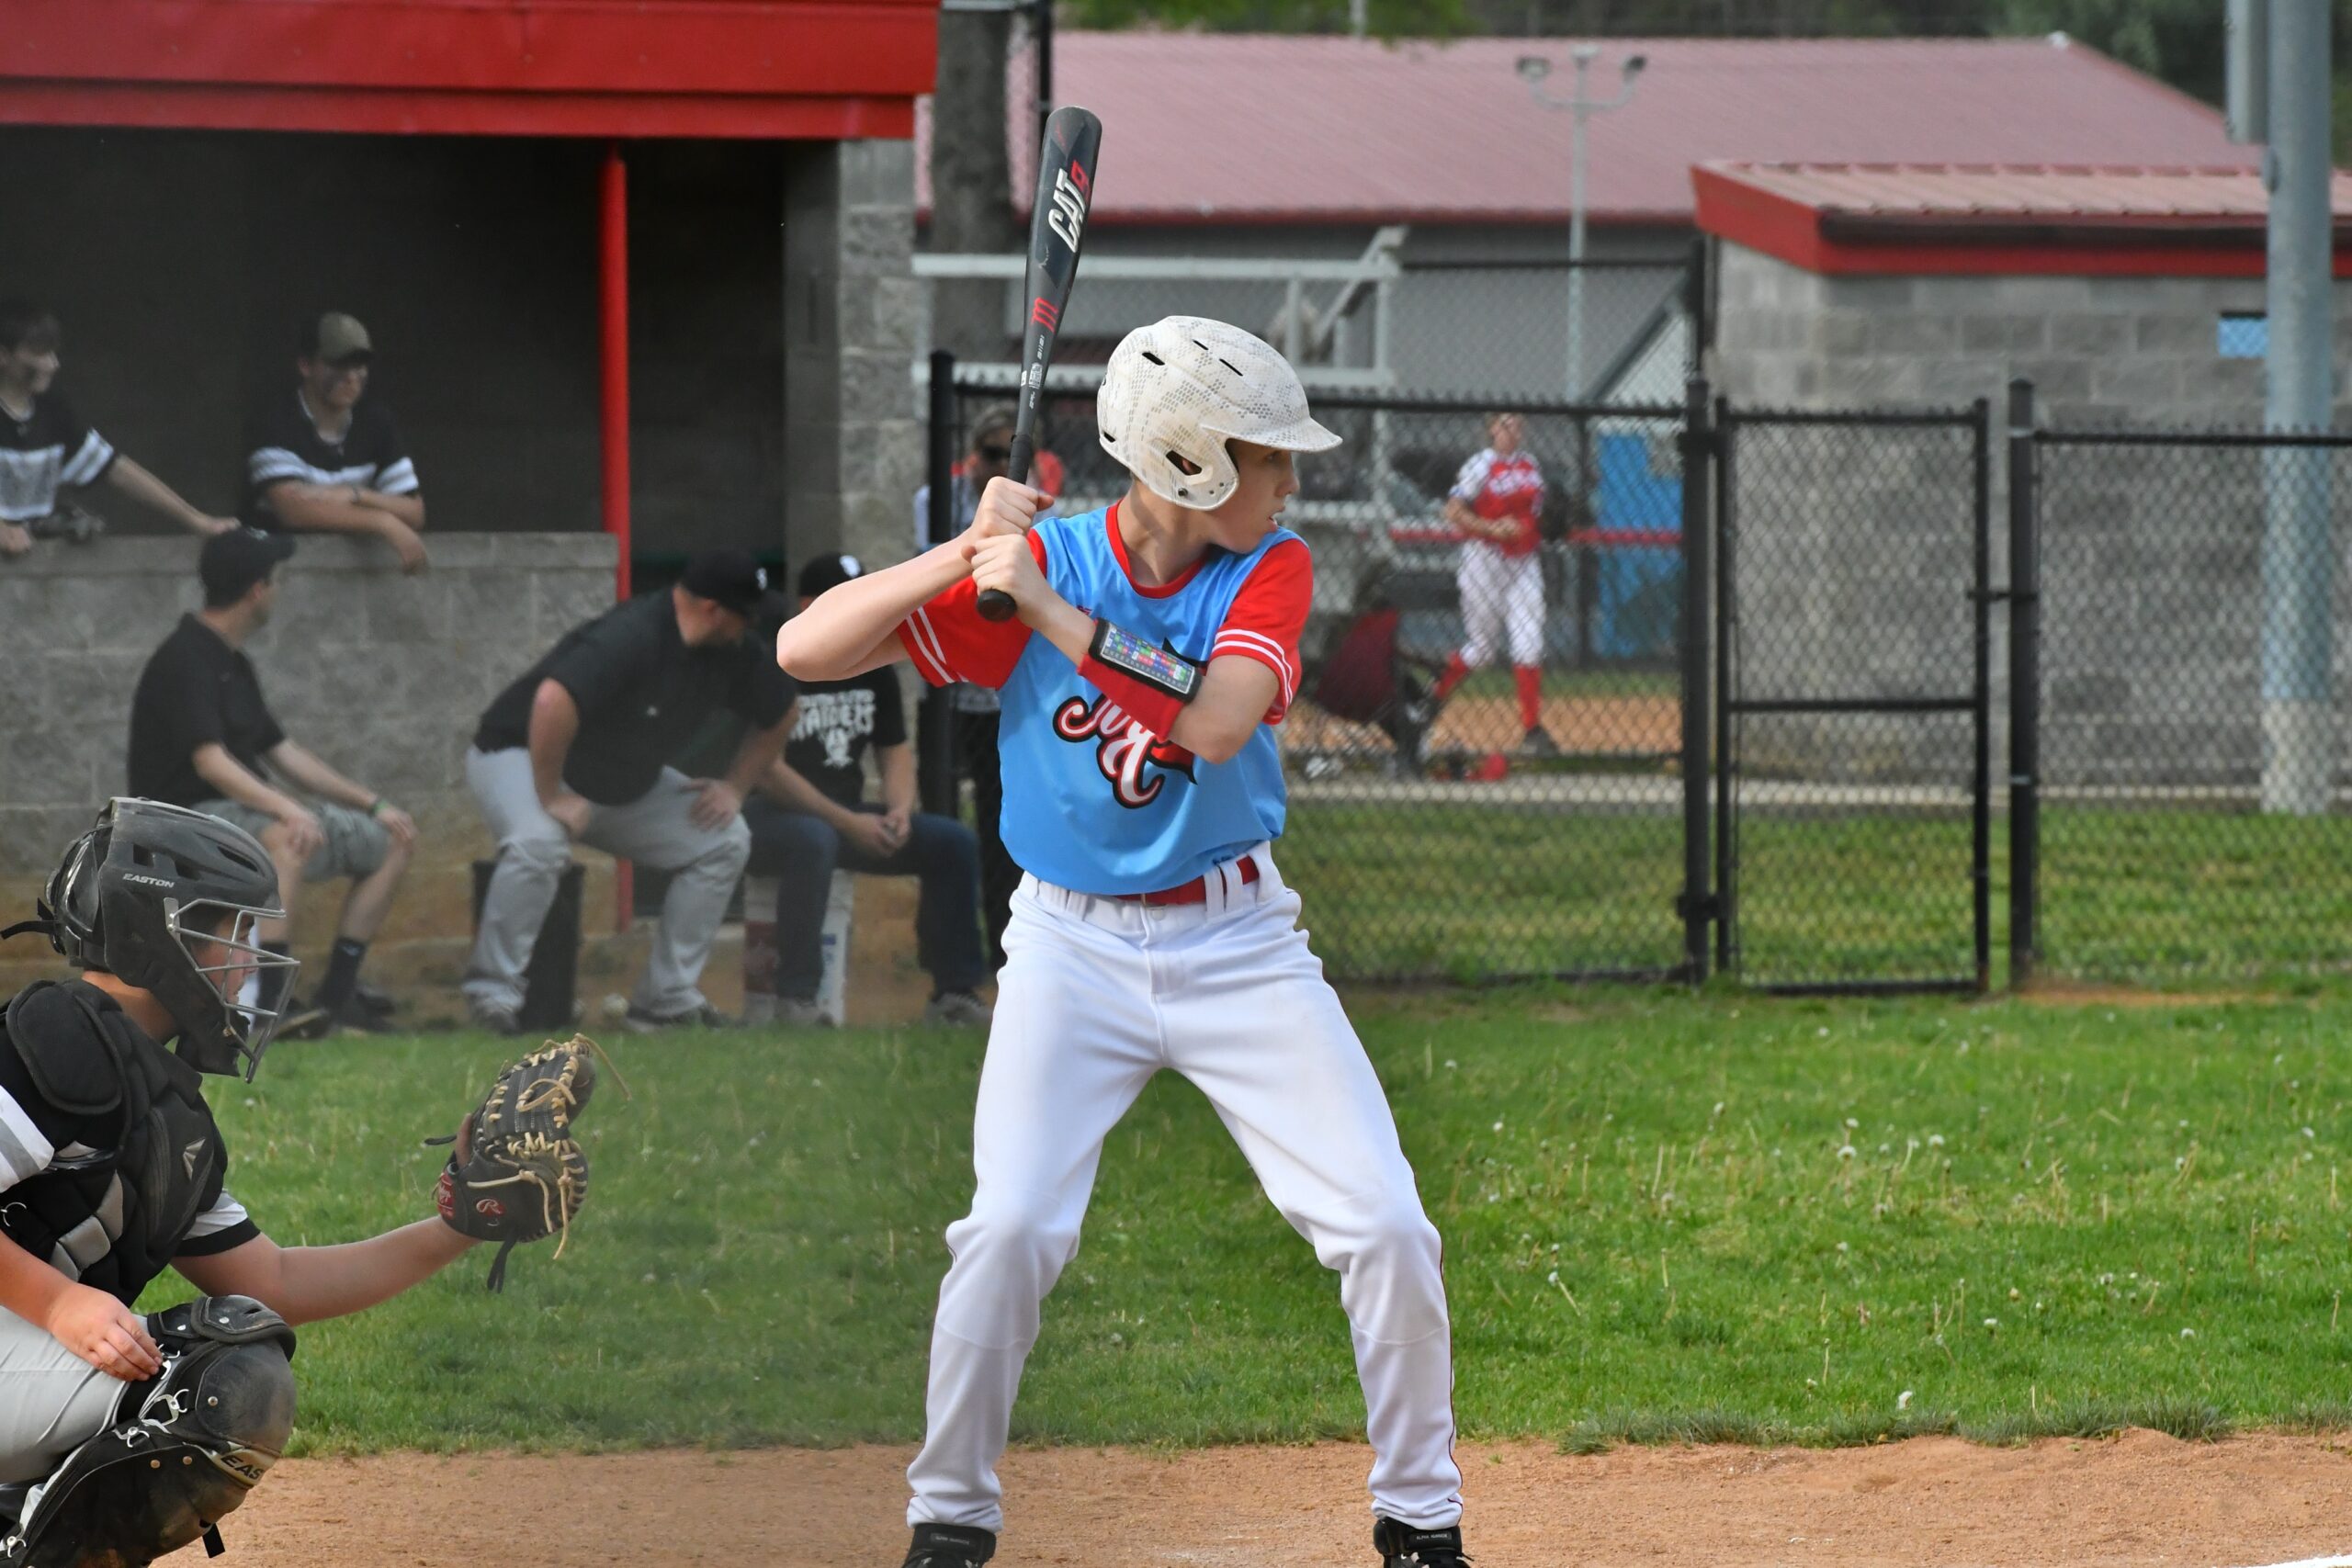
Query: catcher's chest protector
[{"left": 0, "top": 982, "right": 228, "bottom": 1306}]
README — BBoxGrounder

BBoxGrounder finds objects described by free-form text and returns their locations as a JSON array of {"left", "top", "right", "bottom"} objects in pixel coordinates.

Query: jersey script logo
[{"left": 1053, "top": 694, "right": 1196, "bottom": 808}]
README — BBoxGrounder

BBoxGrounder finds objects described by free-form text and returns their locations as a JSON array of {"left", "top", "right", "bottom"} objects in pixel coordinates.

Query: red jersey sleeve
[
  {"left": 897, "top": 530, "right": 1050, "bottom": 689},
  {"left": 1212, "top": 537, "right": 1313, "bottom": 724}
]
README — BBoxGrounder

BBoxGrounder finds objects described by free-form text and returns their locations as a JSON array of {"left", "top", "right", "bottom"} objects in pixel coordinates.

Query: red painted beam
[
  {"left": 0, "top": 0, "right": 937, "bottom": 138},
  {"left": 2, "top": 2, "right": 937, "bottom": 96},
  {"left": 599, "top": 141, "right": 633, "bottom": 934},
  {"left": 599, "top": 142, "right": 631, "bottom": 603},
  {"left": 1692, "top": 161, "right": 2352, "bottom": 278},
  {"left": 0, "top": 83, "right": 914, "bottom": 140}
]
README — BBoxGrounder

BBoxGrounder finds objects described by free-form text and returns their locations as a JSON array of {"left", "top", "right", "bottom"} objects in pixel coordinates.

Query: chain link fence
[
  {"left": 929, "top": 372, "right": 1695, "bottom": 982},
  {"left": 2027, "top": 426, "right": 2352, "bottom": 982},
  {"left": 914, "top": 363, "right": 2352, "bottom": 993}
]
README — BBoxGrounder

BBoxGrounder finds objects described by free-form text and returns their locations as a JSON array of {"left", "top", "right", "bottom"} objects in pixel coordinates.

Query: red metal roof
[
  {"left": 1694, "top": 162, "right": 2352, "bottom": 276},
  {"left": 0, "top": 0, "right": 937, "bottom": 141},
  {"left": 917, "top": 33, "right": 2249, "bottom": 227}
]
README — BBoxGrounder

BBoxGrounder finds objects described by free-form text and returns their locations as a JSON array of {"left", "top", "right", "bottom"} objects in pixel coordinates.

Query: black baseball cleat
[
  {"left": 901, "top": 1523, "right": 996, "bottom": 1567},
  {"left": 1374, "top": 1517, "right": 1472, "bottom": 1567}
]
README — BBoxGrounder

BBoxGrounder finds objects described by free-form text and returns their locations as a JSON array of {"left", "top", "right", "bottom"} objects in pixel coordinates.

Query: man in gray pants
[{"left": 463, "top": 550, "right": 793, "bottom": 1034}]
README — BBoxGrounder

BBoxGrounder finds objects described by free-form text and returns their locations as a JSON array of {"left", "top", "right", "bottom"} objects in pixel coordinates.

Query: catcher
[{"left": 0, "top": 798, "right": 597, "bottom": 1566}]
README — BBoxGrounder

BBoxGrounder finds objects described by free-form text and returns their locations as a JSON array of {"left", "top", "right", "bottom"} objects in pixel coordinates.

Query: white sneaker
[
  {"left": 922, "top": 990, "right": 992, "bottom": 1027},
  {"left": 773, "top": 998, "right": 832, "bottom": 1028},
  {"left": 466, "top": 998, "right": 523, "bottom": 1038}
]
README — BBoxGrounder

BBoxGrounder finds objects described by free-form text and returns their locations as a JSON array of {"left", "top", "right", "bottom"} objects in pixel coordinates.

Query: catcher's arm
[{"left": 173, "top": 1222, "right": 476, "bottom": 1326}]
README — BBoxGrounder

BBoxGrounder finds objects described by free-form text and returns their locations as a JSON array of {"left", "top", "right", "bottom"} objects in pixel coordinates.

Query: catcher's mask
[{"left": 1, "top": 799, "right": 296, "bottom": 1079}]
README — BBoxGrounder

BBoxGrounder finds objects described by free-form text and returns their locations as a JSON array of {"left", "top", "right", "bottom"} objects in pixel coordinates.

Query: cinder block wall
[
  {"left": 0, "top": 534, "right": 624, "bottom": 1003},
  {"left": 1711, "top": 242, "right": 2352, "bottom": 790}
]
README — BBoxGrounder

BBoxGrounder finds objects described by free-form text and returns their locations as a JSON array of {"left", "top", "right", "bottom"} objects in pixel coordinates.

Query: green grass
[
  {"left": 186, "top": 988, "right": 2352, "bottom": 1455},
  {"left": 1278, "top": 795, "right": 2352, "bottom": 987}
]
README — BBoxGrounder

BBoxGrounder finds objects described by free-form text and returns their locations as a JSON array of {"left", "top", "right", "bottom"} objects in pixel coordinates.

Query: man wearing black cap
[
  {"left": 240, "top": 310, "right": 427, "bottom": 573},
  {"left": 464, "top": 549, "right": 793, "bottom": 1034},
  {"left": 126, "top": 527, "right": 419, "bottom": 1036},
  {"left": 743, "top": 554, "right": 990, "bottom": 1028}
]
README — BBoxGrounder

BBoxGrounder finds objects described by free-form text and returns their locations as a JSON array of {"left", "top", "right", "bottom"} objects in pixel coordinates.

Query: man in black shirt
[
  {"left": 744, "top": 556, "right": 989, "bottom": 1028},
  {"left": 240, "top": 311, "right": 427, "bottom": 574},
  {"left": 126, "top": 528, "right": 418, "bottom": 1037},
  {"left": 465, "top": 549, "right": 793, "bottom": 1034},
  {"left": 0, "top": 299, "right": 235, "bottom": 558}
]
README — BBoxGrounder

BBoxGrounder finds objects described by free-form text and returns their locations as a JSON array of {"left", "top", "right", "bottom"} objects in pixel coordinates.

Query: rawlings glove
[{"left": 432, "top": 1035, "right": 613, "bottom": 1291}]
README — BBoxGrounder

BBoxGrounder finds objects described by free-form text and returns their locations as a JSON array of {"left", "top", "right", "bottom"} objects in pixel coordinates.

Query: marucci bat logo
[
  {"left": 1047, "top": 163, "right": 1090, "bottom": 252},
  {"left": 1054, "top": 694, "right": 1195, "bottom": 808}
]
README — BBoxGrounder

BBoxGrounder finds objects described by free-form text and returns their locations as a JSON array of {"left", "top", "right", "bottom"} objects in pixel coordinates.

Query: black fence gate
[{"left": 1712, "top": 402, "right": 1996, "bottom": 993}]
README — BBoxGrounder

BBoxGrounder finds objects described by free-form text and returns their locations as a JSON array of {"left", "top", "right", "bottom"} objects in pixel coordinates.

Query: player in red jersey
[{"left": 1426, "top": 412, "right": 1555, "bottom": 756}]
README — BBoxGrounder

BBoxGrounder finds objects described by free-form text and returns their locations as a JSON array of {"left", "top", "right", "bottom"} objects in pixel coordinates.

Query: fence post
[
  {"left": 1684, "top": 232, "right": 1712, "bottom": 367},
  {"left": 1678, "top": 376, "right": 1716, "bottom": 984},
  {"left": 1711, "top": 396, "right": 1736, "bottom": 976},
  {"left": 2006, "top": 378, "right": 2040, "bottom": 987},
  {"left": 1970, "top": 398, "right": 1995, "bottom": 993},
  {"left": 919, "top": 350, "right": 960, "bottom": 819}
]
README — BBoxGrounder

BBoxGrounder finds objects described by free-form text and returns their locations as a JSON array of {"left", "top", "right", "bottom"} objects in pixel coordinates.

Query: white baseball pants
[
  {"left": 461, "top": 747, "right": 750, "bottom": 1019},
  {"left": 1456, "top": 543, "right": 1545, "bottom": 668},
  {"left": 0, "top": 1306, "right": 131, "bottom": 1483},
  {"left": 907, "top": 849, "right": 1462, "bottom": 1534}
]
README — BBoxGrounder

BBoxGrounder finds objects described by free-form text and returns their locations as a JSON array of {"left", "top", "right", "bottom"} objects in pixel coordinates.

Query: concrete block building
[{"left": 1696, "top": 163, "right": 2352, "bottom": 790}]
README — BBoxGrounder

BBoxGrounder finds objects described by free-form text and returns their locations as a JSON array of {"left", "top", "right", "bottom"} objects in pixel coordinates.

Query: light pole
[{"left": 1519, "top": 48, "right": 1645, "bottom": 400}]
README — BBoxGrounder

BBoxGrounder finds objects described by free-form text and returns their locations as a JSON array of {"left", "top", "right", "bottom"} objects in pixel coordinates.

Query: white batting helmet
[{"left": 1096, "top": 316, "right": 1341, "bottom": 511}]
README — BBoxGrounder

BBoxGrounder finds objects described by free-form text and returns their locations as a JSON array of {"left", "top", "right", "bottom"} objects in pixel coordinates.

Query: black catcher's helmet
[{"left": 14, "top": 799, "right": 298, "bottom": 1078}]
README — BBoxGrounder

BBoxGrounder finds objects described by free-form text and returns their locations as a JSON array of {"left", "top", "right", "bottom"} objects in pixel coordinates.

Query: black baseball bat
[{"left": 978, "top": 104, "right": 1102, "bottom": 623}]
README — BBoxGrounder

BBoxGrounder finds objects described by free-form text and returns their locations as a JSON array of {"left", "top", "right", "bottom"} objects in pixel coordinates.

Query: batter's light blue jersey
[{"left": 900, "top": 502, "right": 1311, "bottom": 897}]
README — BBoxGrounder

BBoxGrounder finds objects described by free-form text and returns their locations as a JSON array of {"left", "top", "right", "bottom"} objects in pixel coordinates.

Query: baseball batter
[
  {"left": 775, "top": 317, "right": 1467, "bottom": 1568},
  {"left": 1427, "top": 412, "right": 1555, "bottom": 756}
]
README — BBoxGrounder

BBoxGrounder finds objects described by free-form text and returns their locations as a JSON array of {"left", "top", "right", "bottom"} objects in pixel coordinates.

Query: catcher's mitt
[{"left": 431, "top": 1035, "right": 615, "bottom": 1291}]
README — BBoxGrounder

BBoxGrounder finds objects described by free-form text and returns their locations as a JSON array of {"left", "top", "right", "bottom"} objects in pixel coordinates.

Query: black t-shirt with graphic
[
  {"left": 0, "top": 388, "right": 117, "bottom": 523},
  {"left": 786, "top": 669, "right": 907, "bottom": 808},
  {"left": 127, "top": 615, "right": 288, "bottom": 807}
]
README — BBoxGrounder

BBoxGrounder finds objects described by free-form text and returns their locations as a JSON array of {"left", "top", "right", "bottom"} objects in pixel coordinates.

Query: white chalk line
[{"left": 2220, "top": 1555, "right": 2352, "bottom": 1568}]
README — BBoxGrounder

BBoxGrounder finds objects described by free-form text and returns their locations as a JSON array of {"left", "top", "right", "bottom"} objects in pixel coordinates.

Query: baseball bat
[{"left": 978, "top": 104, "right": 1102, "bottom": 623}]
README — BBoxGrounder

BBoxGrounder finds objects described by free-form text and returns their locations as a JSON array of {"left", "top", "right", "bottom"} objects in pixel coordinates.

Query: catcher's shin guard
[{"left": 0, "top": 1296, "right": 296, "bottom": 1567}]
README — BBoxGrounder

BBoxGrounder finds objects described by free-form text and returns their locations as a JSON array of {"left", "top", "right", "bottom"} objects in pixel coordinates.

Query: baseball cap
[
  {"left": 679, "top": 549, "right": 770, "bottom": 617},
  {"left": 301, "top": 311, "right": 374, "bottom": 367},
  {"left": 199, "top": 527, "right": 296, "bottom": 602},
  {"left": 797, "top": 552, "right": 864, "bottom": 598}
]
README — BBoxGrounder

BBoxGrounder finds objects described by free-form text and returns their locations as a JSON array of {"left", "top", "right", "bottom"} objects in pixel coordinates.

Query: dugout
[
  {"left": 0, "top": 0, "right": 937, "bottom": 581},
  {"left": 0, "top": 1, "right": 936, "bottom": 1003}
]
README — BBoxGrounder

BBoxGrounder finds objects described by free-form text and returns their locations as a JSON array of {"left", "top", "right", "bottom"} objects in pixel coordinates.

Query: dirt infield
[
  {"left": 1287, "top": 693, "right": 1682, "bottom": 759},
  {"left": 233, "top": 1432, "right": 2352, "bottom": 1566}
]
